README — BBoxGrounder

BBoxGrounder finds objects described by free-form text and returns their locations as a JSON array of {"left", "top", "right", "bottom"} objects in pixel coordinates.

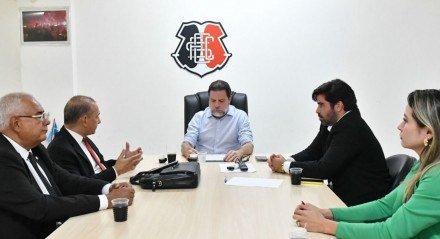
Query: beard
[
  {"left": 318, "top": 111, "right": 338, "bottom": 126},
  {"left": 212, "top": 107, "right": 228, "bottom": 119}
]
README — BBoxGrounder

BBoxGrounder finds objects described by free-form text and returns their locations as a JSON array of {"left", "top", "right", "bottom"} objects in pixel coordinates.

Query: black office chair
[
  {"left": 184, "top": 91, "right": 248, "bottom": 134},
  {"left": 386, "top": 154, "right": 416, "bottom": 191}
]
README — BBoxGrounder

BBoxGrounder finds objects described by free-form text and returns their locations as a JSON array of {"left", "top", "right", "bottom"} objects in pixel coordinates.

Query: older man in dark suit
[
  {"left": 268, "top": 79, "right": 391, "bottom": 206},
  {"left": 48, "top": 95, "right": 143, "bottom": 182},
  {"left": 0, "top": 93, "right": 135, "bottom": 239}
]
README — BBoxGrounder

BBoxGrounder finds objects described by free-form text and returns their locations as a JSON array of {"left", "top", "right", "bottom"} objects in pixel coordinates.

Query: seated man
[
  {"left": 0, "top": 93, "right": 135, "bottom": 238},
  {"left": 48, "top": 95, "right": 143, "bottom": 183},
  {"left": 181, "top": 80, "right": 253, "bottom": 162},
  {"left": 268, "top": 79, "right": 391, "bottom": 206}
]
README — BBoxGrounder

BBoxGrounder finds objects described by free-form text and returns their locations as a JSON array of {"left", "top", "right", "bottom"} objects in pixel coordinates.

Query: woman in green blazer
[{"left": 293, "top": 89, "right": 440, "bottom": 239}]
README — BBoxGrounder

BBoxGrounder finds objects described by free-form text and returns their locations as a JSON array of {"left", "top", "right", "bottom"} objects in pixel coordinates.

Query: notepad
[
  {"left": 301, "top": 177, "right": 325, "bottom": 186},
  {"left": 301, "top": 177, "right": 324, "bottom": 183},
  {"left": 205, "top": 154, "right": 226, "bottom": 162}
]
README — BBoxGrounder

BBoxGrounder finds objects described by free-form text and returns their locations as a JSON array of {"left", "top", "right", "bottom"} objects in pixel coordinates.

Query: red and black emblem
[{"left": 171, "top": 21, "right": 232, "bottom": 77}]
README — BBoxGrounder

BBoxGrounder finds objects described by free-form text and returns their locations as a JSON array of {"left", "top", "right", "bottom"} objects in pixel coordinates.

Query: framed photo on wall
[{"left": 20, "top": 8, "right": 70, "bottom": 44}]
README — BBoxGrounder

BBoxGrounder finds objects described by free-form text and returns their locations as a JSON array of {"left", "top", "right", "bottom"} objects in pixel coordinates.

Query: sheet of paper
[
  {"left": 219, "top": 162, "right": 256, "bottom": 173},
  {"left": 205, "top": 154, "right": 226, "bottom": 162},
  {"left": 225, "top": 177, "right": 283, "bottom": 188}
]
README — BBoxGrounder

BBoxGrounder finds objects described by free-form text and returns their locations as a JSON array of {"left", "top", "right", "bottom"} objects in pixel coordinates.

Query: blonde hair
[{"left": 404, "top": 89, "right": 440, "bottom": 202}]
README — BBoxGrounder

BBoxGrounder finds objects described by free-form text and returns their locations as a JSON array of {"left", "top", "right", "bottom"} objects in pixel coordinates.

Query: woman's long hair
[{"left": 404, "top": 89, "right": 440, "bottom": 202}]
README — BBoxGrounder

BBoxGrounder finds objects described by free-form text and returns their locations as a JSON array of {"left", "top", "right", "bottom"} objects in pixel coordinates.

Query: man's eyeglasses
[{"left": 17, "top": 112, "right": 50, "bottom": 121}]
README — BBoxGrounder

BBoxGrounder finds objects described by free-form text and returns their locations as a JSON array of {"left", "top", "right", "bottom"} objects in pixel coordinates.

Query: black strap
[
  {"left": 28, "top": 153, "right": 58, "bottom": 196},
  {"left": 129, "top": 161, "right": 179, "bottom": 185}
]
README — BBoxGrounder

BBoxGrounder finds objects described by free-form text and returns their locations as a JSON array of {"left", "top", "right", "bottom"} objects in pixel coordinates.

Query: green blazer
[{"left": 331, "top": 161, "right": 440, "bottom": 239}]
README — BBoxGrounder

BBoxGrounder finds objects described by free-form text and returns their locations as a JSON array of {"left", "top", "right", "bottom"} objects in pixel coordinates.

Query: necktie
[
  {"left": 28, "top": 153, "right": 58, "bottom": 196},
  {"left": 82, "top": 137, "right": 106, "bottom": 171}
]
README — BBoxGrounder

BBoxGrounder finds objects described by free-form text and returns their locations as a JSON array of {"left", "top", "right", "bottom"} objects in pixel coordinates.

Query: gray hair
[
  {"left": 0, "top": 92, "right": 32, "bottom": 131},
  {"left": 64, "top": 95, "right": 96, "bottom": 124}
]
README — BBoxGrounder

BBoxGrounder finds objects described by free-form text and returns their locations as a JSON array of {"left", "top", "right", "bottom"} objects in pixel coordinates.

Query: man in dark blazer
[
  {"left": 268, "top": 79, "right": 391, "bottom": 206},
  {"left": 48, "top": 95, "right": 143, "bottom": 183},
  {"left": 0, "top": 93, "right": 135, "bottom": 238}
]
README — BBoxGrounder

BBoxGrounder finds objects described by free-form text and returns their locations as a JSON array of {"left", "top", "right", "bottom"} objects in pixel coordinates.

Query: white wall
[
  {"left": 7, "top": 0, "right": 440, "bottom": 158},
  {"left": 17, "top": 0, "right": 73, "bottom": 126},
  {"left": 0, "top": 0, "right": 21, "bottom": 95}
]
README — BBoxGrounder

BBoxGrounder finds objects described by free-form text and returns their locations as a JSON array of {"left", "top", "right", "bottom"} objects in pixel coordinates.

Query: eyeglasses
[{"left": 17, "top": 112, "right": 50, "bottom": 121}]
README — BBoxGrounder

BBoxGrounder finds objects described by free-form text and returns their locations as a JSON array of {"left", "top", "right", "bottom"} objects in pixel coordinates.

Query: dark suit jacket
[
  {"left": 290, "top": 111, "right": 391, "bottom": 206},
  {"left": 47, "top": 126, "right": 116, "bottom": 182},
  {"left": 0, "top": 134, "right": 108, "bottom": 239}
]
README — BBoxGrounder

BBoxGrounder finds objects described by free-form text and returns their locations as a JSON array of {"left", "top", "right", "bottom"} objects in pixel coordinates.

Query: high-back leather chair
[
  {"left": 184, "top": 91, "right": 248, "bottom": 134},
  {"left": 386, "top": 154, "right": 416, "bottom": 192}
]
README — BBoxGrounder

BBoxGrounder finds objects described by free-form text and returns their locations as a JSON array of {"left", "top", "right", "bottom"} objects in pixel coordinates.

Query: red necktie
[{"left": 82, "top": 137, "right": 106, "bottom": 171}]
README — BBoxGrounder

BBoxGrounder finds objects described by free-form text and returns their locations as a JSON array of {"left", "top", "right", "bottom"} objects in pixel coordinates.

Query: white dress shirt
[
  {"left": 3, "top": 134, "right": 110, "bottom": 210},
  {"left": 65, "top": 128, "right": 117, "bottom": 176}
]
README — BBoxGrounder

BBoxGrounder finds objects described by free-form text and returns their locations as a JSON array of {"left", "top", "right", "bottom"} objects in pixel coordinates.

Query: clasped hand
[
  {"left": 107, "top": 182, "right": 135, "bottom": 208},
  {"left": 292, "top": 202, "right": 335, "bottom": 234},
  {"left": 224, "top": 150, "right": 243, "bottom": 162},
  {"left": 268, "top": 154, "right": 286, "bottom": 173}
]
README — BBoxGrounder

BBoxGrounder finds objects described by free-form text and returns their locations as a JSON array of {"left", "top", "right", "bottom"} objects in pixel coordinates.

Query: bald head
[
  {"left": 64, "top": 95, "right": 96, "bottom": 125},
  {"left": 63, "top": 95, "right": 100, "bottom": 137}
]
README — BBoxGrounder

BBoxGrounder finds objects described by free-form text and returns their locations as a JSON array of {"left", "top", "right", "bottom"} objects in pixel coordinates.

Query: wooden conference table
[{"left": 48, "top": 155, "right": 346, "bottom": 239}]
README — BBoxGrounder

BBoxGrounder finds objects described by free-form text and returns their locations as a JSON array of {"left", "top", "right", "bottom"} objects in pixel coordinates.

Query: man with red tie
[{"left": 48, "top": 95, "right": 143, "bottom": 182}]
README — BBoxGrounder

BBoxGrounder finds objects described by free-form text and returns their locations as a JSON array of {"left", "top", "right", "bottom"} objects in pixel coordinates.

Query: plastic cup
[
  {"left": 167, "top": 153, "right": 177, "bottom": 163},
  {"left": 290, "top": 167, "right": 303, "bottom": 185},
  {"left": 111, "top": 198, "right": 129, "bottom": 222}
]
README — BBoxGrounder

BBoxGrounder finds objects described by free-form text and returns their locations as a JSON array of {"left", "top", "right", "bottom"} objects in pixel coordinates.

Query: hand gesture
[
  {"left": 124, "top": 142, "right": 143, "bottom": 158},
  {"left": 114, "top": 149, "right": 143, "bottom": 175}
]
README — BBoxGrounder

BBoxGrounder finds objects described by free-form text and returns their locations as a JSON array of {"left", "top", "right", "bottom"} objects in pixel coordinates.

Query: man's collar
[
  {"left": 328, "top": 111, "right": 351, "bottom": 131},
  {"left": 339, "top": 110, "right": 351, "bottom": 121},
  {"left": 2, "top": 133, "right": 30, "bottom": 160},
  {"left": 65, "top": 127, "right": 86, "bottom": 145}
]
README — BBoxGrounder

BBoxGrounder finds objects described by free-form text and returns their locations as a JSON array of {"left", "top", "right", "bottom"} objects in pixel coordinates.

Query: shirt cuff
[
  {"left": 112, "top": 166, "right": 119, "bottom": 177},
  {"left": 102, "top": 183, "right": 111, "bottom": 194},
  {"left": 283, "top": 161, "right": 292, "bottom": 174},
  {"left": 98, "top": 183, "right": 112, "bottom": 210},
  {"left": 286, "top": 156, "right": 295, "bottom": 161},
  {"left": 98, "top": 195, "right": 108, "bottom": 210}
]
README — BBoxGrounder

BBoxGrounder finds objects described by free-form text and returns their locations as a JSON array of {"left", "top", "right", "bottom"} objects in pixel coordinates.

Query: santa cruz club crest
[{"left": 172, "top": 21, "right": 232, "bottom": 77}]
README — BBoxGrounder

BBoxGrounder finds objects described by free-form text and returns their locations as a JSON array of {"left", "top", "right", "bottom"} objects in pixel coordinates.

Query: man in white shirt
[{"left": 182, "top": 80, "right": 253, "bottom": 162}]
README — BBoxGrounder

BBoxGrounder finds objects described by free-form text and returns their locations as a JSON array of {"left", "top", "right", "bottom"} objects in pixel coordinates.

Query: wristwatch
[{"left": 280, "top": 162, "right": 286, "bottom": 173}]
